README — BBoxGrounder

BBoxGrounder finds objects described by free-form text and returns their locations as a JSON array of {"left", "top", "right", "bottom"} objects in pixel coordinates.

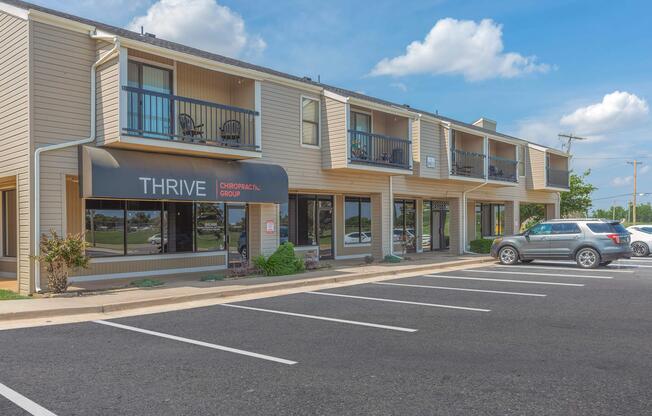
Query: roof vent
[
  {"left": 302, "top": 76, "right": 312, "bottom": 82},
  {"left": 140, "top": 26, "right": 156, "bottom": 38},
  {"left": 473, "top": 117, "right": 497, "bottom": 131}
]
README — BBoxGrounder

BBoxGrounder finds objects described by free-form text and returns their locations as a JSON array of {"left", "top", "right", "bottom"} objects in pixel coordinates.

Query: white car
[{"left": 626, "top": 225, "right": 652, "bottom": 256}]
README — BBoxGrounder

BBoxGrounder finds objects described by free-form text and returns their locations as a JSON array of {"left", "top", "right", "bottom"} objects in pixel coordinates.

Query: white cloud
[
  {"left": 560, "top": 91, "right": 649, "bottom": 136},
  {"left": 611, "top": 176, "right": 633, "bottom": 187},
  {"left": 390, "top": 82, "right": 408, "bottom": 92},
  {"left": 640, "top": 165, "right": 651, "bottom": 175},
  {"left": 128, "top": 0, "right": 265, "bottom": 58},
  {"left": 370, "top": 18, "right": 550, "bottom": 81}
]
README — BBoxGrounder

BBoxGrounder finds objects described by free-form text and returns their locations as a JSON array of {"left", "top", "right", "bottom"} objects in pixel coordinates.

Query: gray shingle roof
[{"left": 4, "top": 0, "right": 560, "bottom": 150}]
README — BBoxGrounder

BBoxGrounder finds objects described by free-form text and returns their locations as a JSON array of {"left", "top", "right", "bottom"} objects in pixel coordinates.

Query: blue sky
[{"left": 33, "top": 0, "right": 652, "bottom": 209}]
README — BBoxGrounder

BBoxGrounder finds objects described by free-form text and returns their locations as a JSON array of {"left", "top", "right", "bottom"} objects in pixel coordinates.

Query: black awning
[{"left": 79, "top": 146, "right": 288, "bottom": 204}]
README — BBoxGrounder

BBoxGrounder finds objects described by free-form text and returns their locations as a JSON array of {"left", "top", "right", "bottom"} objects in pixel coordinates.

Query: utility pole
[
  {"left": 558, "top": 133, "right": 588, "bottom": 154},
  {"left": 627, "top": 160, "right": 643, "bottom": 224},
  {"left": 612, "top": 200, "right": 616, "bottom": 220}
]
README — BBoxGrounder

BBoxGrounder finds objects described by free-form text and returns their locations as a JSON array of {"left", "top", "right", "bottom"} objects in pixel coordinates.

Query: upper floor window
[
  {"left": 518, "top": 145, "right": 526, "bottom": 176},
  {"left": 301, "top": 97, "right": 320, "bottom": 146},
  {"left": 351, "top": 111, "right": 371, "bottom": 133}
]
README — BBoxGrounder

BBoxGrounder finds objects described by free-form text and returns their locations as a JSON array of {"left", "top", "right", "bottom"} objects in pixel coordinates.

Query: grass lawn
[{"left": 0, "top": 289, "right": 28, "bottom": 300}]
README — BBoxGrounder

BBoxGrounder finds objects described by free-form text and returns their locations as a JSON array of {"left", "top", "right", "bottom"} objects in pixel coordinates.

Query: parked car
[
  {"left": 491, "top": 219, "right": 632, "bottom": 268},
  {"left": 626, "top": 225, "right": 652, "bottom": 257}
]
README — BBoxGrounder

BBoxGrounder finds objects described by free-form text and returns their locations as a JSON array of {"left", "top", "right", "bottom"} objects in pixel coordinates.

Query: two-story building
[{"left": 0, "top": 0, "right": 570, "bottom": 294}]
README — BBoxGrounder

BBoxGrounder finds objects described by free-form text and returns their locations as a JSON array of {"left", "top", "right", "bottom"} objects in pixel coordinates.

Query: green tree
[{"left": 561, "top": 170, "right": 597, "bottom": 217}]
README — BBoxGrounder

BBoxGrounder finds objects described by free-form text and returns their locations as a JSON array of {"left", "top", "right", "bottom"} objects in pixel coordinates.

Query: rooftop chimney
[{"left": 473, "top": 117, "right": 497, "bottom": 131}]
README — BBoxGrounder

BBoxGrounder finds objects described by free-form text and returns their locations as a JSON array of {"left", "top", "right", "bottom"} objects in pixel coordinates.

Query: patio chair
[
  {"left": 178, "top": 113, "right": 204, "bottom": 142},
  {"left": 220, "top": 119, "right": 241, "bottom": 146}
]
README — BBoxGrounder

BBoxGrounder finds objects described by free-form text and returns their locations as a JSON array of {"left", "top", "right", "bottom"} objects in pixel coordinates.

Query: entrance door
[
  {"left": 317, "top": 198, "right": 333, "bottom": 259},
  {"left": 226, "top": 204, "right": 247, "bottom": 266},
  {"left": 423, "top": 201, "right": 450, "bottom": 251}
]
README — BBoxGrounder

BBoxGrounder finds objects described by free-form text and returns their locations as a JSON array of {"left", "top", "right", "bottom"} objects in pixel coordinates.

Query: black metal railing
[
  {"left": 348, "top": 130, "right": 411, "bottom": 169},
  {"left": 122, "top": 86, "right": 259, "bottom": 150},
  {"left": 488, "top": 155, "right": 518, "bottom": 182},
  {"left": 547, "top": 167, "right": 570, "bottom": 188},
  {"left": 451, "top": 149, "right": 486, "bottom": 179}
]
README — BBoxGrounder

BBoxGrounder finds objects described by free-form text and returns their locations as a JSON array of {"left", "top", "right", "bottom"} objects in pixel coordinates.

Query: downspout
[
  {"left": 389, "top": 175, "right": 395, "bottom": 256},
  {"left": 32, "top": 33, "right": 120, "bottom": 292},
  {"left": 462, "top": 181, "right": 488, "bottom": 254}
]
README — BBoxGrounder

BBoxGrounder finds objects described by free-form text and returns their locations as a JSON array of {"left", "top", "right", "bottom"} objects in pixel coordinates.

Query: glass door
[
  {"left": 128, "top": 61, "right": 173, "bottom": 139},
  {"left": 422, "top": 201, "right": 432, "bottom": 251},
  {"left": 226, "top": 204, "right": 247, "bottom": 266},
  {"left": 317, "top": 198, "right": 333, "bottom": 259}
]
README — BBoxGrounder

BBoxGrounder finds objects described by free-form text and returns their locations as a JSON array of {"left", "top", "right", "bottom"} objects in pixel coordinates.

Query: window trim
[
  {"left": 344, "top": 196, "right": 372, "bottom": 246},
  {"left": 300, "top": 95, "right": 321, "bottom": 148},
  {"left": 518, "top": 145, "right": 527, "bottom": 178}
]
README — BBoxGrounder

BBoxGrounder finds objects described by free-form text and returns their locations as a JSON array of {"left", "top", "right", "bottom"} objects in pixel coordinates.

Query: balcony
[
  {"left": 122, "top": 86, "right": 259, "bottom": 151},
  {"left": 488, "top": 156, "right": 518, "bottom": 182},
  {"left": 546, "top": 152, "right": 570, "bottom": 189},
  {"left": 487, "top": 139, "right": 518, "bottom": 183},
  {"left": 348, "top": 130, "right": 411, "bottom": 170},
  {"left": 451, "top": 149, "right": 485, "bottom": 179},
  {"left": 547, "top": 167, "right": 570, "bottom": 189}
]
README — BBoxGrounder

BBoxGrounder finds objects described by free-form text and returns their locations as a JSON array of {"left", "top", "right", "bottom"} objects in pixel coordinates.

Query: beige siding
[
  {"left": 322, "top": 95, "right": 347, "bottom": 169},
  {"left": 176, "top": 62, "right": 255, "bottom": 110},
  {"left": 0, "top": 12, "right": 30, "bottom": 293},
  {"left": 95, "top": 41, "right": 119, "bottom": 146},
  {"left": 439, "top": 124, "right": 452, "bottom": 178},
  {"left": 414, "top": 118, "right": 441, "bottom": 179},
  {"left": 248, "top": 203, "right": 279, "bottom": 258},
  {"left": 528, "top": 147, "right": 546, "bottom": 189}
]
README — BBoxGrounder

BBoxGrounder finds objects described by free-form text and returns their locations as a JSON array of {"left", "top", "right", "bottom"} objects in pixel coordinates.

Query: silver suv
[{"left": 490, "top": 219, "right": 632, "bottom": 268}]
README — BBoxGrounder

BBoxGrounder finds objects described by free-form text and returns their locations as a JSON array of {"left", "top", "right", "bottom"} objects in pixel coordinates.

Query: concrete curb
[{"left": 0, "top": 257, "right": 494, "bottom": 322}]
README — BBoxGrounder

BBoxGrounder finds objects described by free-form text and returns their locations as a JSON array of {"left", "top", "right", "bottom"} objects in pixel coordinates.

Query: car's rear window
[{"left": 587, "top": 222, "right": 626, "bottom": 233}]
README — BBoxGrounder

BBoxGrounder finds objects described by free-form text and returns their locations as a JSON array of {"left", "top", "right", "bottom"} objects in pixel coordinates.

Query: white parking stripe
[
  {"left": 0, "top": 382, "right": 57, "bottom": 416},
  {"left": 306, "top": 291, "right": 490, "bottom": 312},
  {"left": 221, "top": 303, "right": 417, "bottom": 333},
  {"left": 94, "top": 320, "right": 297, "bottom": 365},
  {"left": 467, "top": 269, "right": 612, "bottom": 279},
  {"left": 372, "top": 282, "right": 546, "bottom": 297},
  {"left": 490, "top": 265, "right": 633, "bottom": 273},
  {"left": 426, "top": 275, "right": 585, "bottom": 287}
]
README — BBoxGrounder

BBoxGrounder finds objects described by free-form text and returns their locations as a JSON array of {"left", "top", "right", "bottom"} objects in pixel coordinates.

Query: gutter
[{"left": 32, "top": 32, "right": 120, "bottom": 293}]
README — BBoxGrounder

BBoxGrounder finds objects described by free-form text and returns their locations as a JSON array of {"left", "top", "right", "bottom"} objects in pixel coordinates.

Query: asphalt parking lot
[{"left": 2, "top": 258, "right": 652, "bottom": 415}]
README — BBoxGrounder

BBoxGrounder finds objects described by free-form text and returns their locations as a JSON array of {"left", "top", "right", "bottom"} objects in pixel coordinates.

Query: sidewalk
[{"left": 0, "top": 254, "right": 493, "bottom": 323}]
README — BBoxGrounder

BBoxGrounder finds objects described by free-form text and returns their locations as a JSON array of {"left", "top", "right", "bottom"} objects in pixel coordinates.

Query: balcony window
[
  {"left": 301, "top": 97, "right": 320, "bottom": 146},
  {"left": 127, "top": 61, "right": 173, "bottom": 140},
  {"left": 344, "top": 197, "right": 372, "bottom": 245},
  {"left": 351, "top": 111, "right": 371, "bottom": 133}
]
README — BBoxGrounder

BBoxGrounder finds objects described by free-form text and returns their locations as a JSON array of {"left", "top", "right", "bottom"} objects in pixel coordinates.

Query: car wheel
[
  {"left": 521, "top": 259, "right": 534, "bottom": 264},
  {"left": 240, "top": 246, "right": 248, "bottom": 259},
  {"left": 576, "top": 247, "right": 600, "bottom": 269},
  {"left": 498, "top": 246, "right": 519, "bottom": 265},
  {"left": 631, "top": 241, "right": 649, "bottom": 257}
]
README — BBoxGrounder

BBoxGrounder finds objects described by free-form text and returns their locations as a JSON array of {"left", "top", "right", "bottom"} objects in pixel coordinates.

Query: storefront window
[
  {"left": 393, "top": 199, "right": 416, "bottom": 252},
  {"left": 195, "top": 203, "right": 225, "bottom": 251},
  {"left": 476, "top": 203, "right": 505, "bottom": 238},
  {"left": 297, "top": 195, "right": 316, "bottom": 246},
  {"left": 126, "top": 201, "right": 163, "bottom": 255},
  {"left": 279, "top": 202, "right": 289, "bottom": 244},
  {"left": 344, "top": 197, "right": 372, "bottom": 244},
  {"left": 85, "top": 200, "right": 125, "bottom": 257}
]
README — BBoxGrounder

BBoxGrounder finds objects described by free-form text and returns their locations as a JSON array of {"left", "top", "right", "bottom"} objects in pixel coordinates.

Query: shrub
[
  {"left": 34, "top": 231, "right": 90, "bottom": 293},
  {"left": 200, "top": 274, "right": 225, "bottom": 282},
  {"left": 364, "top": 255, "right": 375, "bottom": 264},
  {"left": 383, "top": 254, "right": 402, "bottom": 263},
  {"left": 254, "top": 243, "right": 305, "bottom": 276},
  {"left": 469, "top": 239, "right": 493, "bottom": 254},
  {"left": 130, "top": 279, "right": 163, "bottom": 288}
]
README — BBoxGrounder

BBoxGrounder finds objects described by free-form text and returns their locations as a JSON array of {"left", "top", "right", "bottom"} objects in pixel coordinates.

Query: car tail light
[{"left": 606, "top": 234, "right": 621, "bottom": 244}]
